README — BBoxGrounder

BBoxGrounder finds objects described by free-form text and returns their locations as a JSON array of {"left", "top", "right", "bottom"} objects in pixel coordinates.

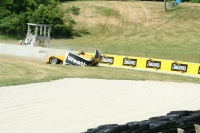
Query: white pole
[
  {"left": 44, "top": 26, "right": 46, "bottom": 36},
  {"left": 164, "top": 0, "right": 166, "bottom": 11},
  {"left": 48, "top": 27, "right": 50, "bottom": 37},
  {"left": 35, "top": 26, "right": 38, "bottom": 36},
  {"left": 40, "top": 26, "right": 43, "bottom": 36}
]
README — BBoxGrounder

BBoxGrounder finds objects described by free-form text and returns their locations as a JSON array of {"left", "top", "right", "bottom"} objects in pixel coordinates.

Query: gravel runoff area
[{"left": 0, "top": 79, "right": 200, "bottom": 133}]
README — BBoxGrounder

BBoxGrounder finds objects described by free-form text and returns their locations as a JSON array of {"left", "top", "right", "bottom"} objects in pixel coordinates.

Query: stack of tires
[{"left": 81, "top": 110, "right": 200, "bottom": 133}]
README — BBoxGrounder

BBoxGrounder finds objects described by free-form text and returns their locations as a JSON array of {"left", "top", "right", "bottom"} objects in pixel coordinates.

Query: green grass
[
  {"left": 0, "top": 54, "right": 199, "bottom": 87},
  {"left": 95, "top": 6, "right": 121, "bottom": 18}
]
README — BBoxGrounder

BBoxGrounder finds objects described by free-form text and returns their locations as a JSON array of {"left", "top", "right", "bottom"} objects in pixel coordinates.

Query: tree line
[
  {"left": 0, "top": 0, "right": 80, "bottom": 39},
  {"left": 1, "top": 0, "right": 199, "bottom": 39}
]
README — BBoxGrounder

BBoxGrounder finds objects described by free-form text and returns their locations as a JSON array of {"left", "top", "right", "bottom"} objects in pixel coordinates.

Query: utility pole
[{"left": 164, "top": 0, "right": 167, "bottom": 11}]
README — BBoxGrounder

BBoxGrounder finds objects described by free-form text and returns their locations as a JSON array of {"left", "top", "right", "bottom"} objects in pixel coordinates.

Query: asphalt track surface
[{"left": 0, "top": 79, "right": 200, "bottom": 133}]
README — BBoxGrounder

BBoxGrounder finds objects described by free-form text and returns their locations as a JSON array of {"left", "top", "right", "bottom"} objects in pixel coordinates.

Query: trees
[{"left": 0, "top": 0, "right": 79, "bottom": 38}]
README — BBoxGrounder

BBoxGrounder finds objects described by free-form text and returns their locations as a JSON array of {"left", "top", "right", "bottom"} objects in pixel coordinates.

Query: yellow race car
[{"left": 46, "top": 50, "right": 102, "bottom": 66}]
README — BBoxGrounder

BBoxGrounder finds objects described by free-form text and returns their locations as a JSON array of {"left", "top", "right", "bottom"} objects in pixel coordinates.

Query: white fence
[{"left": 0, "top": 43, "right": 68, "bottom": 62}]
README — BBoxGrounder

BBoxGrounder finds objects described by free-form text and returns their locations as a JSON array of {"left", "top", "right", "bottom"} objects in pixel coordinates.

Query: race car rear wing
[{"left": 63, "top": 50, "right": 102, "bottom": 66}]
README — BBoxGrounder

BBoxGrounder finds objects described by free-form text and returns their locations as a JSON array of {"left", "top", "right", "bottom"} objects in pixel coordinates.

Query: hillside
[
  {"left": 50, "top": 1, "right": 200, "bottom": 63},
  {"left": 1, "top": 1, "right": 199, "bottom": 62}
]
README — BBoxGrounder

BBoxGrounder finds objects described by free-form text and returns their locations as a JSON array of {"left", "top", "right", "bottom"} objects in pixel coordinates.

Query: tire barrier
[
  {"left": 81, "top": 110, "right": 200, "bottom": 133},
  {"left": 94, "top": 53, "right": 200, "bottom": 76}
]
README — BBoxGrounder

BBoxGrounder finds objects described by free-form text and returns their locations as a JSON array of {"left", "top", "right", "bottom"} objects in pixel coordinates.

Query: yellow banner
[{"left": 97, "top": 54, "right": 200, "bottom": 76}]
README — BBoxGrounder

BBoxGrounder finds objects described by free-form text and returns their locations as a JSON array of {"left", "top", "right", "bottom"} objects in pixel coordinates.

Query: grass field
[{"left": 0, "top": 54, "right": 199, "bottom": 87}]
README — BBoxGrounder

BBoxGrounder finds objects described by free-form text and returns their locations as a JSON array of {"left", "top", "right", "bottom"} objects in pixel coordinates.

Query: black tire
[
  {"left": 181, "top": 116, "right": 199, "bottom": 122},
  {"left": 139, "top": 122, "right": 150, "bottom": 131},
  {"left": 119, "top": 125, "right": 129, "bottom": 132},
  {"left": 186, "top": 122, "right": 200, "bottom": 127},
  {"left": 120, "top": 130, "right": 132, "bottom": 133},
  {"left": 169, "top": 110, "right": 191, "bottom": 115},
  {"left": 189, "top": 113, "right": 200, "bottom": 121},
  {"left": 97, "top": 124, "right": 118, "bottom": 129},
  {"left": 141, "top": 130, "right": 151, "bottom": 133},
  {"left": 87, "top": 128, "right": 98, "bottom": 133},
  {"left": 140, "top": 120, "right": 151, "bottom": 124},
  {"left": 167, "top": 113, "right": 182, "bottom": 118},
  {"left": 110, "top": 126, "right": 121, "bottom": 133},
  {"left": 167, "top": 128, "right": 179, "bottom": 133},
  {"left": 190, "top": 113, "right": 200, "bottom": 116},
  {"left": 50, "top": 57, "right": 58, "bottom": 64},
  {"left": 151, "top": 121, "right": 169, "bottom": 130},
  {"left": 176, "top": 117, "right": 188, "bottom": 125},
  {"left": 126, "top": 122, "right": 140, "bottom": 131},
  {"left": 174, "top": 122, "right": 185, "bottom": 128},
  {"left": 97, "top": 126, "right": 120, "bottom": 133},
  {"left": 132, "top": 129, "right": 142, "bottom": 133},
  {"left": 168, "top": 120, "right": 177, "bottom": 128},
  {"left": 169, "top": 117, "right": 177, "bottom": 121},
  {"left": 149, "top": 116, "right": 169, "bottom": 122},
  {"left": 192, "top": 110, "right": 200, "bottom": 114},
  {"left": 150, "top": 124, "right": 161, "bottom": 133}
]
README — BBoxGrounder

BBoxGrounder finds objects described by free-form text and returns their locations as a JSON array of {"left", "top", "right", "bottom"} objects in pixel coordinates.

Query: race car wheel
[{"left": 50, "top": 57, "right": 58, "bottom": 64}]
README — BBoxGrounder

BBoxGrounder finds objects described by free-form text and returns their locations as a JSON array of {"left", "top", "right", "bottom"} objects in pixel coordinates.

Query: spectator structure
[{"left": 25, "top": 23, "right": 51, "bottom": 47}]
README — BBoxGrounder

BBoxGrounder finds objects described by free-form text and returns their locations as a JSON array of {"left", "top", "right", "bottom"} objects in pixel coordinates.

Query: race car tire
[{"left": 50, "top": 57, "right": 58, "bottom": 64}]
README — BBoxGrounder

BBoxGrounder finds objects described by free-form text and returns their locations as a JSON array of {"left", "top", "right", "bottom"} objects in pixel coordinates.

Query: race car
[{"left": 46, "top": 50, "right": 102, "bottom": 66}]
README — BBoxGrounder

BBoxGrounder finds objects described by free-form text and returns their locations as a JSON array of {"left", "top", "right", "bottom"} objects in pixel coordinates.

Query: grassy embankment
[{"left": 51, "top": 1, "right": 200, "bottom": 63}]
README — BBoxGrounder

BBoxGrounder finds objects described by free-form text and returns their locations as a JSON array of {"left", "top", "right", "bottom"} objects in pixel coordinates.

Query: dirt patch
[{"left": 69, "top": 2, "right": 168, "bottom": 29}]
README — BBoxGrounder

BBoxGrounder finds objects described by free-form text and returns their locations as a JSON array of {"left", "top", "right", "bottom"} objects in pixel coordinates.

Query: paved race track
[{"left": 0, "top": 79, "right": 200, "bottom": 133}]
